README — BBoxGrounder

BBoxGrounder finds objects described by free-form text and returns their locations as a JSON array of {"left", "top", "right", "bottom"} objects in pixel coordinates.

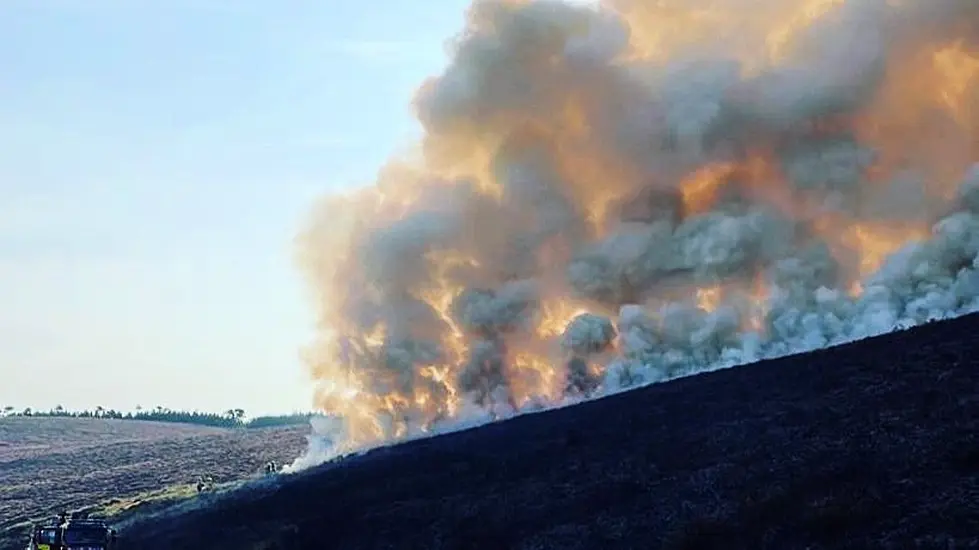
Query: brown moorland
[{"left": 0, "top": 417, "right": 308, "bottom": 548}]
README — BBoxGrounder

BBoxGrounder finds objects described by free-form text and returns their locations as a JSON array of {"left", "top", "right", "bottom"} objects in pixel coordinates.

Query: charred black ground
[{"left": 118, "top": 312, "right": 979, "bottom": 549}]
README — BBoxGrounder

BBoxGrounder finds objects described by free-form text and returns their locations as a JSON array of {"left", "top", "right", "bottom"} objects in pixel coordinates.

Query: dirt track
[
  {"left": 0, "top": 418, "right": 307, "bottom": 548},
  {"left": 118, "top": 312, "right": 979, "bottom": 550}
]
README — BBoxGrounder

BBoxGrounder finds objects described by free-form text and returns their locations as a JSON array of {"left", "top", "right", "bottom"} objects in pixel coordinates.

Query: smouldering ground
[
  {"left": 119, "top": 312, "right": 979, "bottom": 549},
  {"left": 0, "top": 417, "right": 307, "bottom": 547}
]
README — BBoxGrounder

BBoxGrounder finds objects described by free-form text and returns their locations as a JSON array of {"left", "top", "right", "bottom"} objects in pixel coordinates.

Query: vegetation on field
[{"left": 0, "top": 404, "right": 318, "bottom": 429}]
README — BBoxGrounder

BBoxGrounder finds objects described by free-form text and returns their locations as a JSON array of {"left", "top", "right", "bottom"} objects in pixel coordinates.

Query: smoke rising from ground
[{"left": 288, "top": 0, "right": 979, "bottom": 468}]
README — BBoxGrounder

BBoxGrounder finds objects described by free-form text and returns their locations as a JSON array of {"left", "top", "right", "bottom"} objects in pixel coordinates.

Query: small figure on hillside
[
  {"left": 265, "top": 460, "right": 278, "bottom": 476},
  {"left": 196, "top": 474, "right": 214, "bottom": 493}
]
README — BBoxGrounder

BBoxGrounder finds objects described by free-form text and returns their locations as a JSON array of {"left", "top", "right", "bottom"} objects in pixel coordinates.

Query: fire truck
[{"left": 27, "top": 513, "right": 117, "bottom": 550}]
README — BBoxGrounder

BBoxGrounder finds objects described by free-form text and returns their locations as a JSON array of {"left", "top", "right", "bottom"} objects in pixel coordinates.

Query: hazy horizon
[
  {"left": 1, "top": 0, "right": 471, "bottom": 417},
  {"left": 0, "top": 402, "right": 314, "bottom": 417}
]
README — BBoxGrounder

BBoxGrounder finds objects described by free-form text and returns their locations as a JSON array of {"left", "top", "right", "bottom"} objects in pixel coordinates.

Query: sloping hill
[
  {"left": 0, "top": 418, "right": 307, "bottom": 549},
  {"left": 119, "top": 313, "right": 979, "bottom": 550}
]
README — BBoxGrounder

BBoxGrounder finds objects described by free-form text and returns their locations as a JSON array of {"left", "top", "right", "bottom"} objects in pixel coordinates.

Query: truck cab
[
  {"left": 30, "top": 526, "right": 59, "bottom": 550},
  {"left": 28, "top": 516, "right": 117, "bottom": 550}
]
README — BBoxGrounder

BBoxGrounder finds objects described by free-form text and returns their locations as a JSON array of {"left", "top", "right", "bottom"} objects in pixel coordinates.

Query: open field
[
  {"left": 117, "top": 312, "right": 979, "bottom": 549},
  {"left": 0, "top": 417, "right": 308, "bottom": 549}
]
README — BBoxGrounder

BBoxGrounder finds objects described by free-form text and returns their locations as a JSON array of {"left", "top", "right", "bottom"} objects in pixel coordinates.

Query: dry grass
[
  {"left": 0, "top": 417, "right": 228, "bottom": 462},
  {"left": 0, "top": 417, "right": 308, "bottom": 546}
]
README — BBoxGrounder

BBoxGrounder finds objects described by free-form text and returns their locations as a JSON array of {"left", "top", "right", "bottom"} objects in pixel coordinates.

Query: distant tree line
[{"left": 0, "top": 404, "right": 317, "bottom": 429}]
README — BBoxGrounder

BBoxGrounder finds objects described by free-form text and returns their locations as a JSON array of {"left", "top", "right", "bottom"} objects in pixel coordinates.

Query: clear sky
[{"left": 0, "top": 0, "right": 471, "bottom": 417}]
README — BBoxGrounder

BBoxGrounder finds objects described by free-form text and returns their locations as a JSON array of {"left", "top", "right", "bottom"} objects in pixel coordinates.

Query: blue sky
[{"left": 0, "top": 0, "right": 470, "bottom": 416}]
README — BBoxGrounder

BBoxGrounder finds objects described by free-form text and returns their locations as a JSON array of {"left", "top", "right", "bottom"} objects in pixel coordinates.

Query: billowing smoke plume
[{"left": 290, "top": 0, "right": 979, "bottom": 467}]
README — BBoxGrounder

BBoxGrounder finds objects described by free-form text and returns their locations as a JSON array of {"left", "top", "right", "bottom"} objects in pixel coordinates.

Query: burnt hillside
[{"left": 119, "top": 313, "right": 979, "bottom": 550}]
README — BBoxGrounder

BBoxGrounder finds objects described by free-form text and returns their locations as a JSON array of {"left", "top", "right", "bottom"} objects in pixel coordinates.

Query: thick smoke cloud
[{"left": 290, "top": 0, "right": 979, "bottom": 467}]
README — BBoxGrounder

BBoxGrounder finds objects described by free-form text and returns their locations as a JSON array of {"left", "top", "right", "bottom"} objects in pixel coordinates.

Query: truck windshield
[
  {"left": 63, "top": 527, "right": 106, "bottom": 544},
  {"left": 37, "top": 529, "right": 58, "bottom": 544}
]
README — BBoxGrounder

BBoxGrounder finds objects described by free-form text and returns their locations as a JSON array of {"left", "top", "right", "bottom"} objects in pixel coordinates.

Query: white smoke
[{"left": 287, "top": 0, "right": 979, "bottom": 471}]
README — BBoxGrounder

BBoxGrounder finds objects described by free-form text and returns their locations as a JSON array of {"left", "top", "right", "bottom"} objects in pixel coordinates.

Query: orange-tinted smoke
[{"left": 294, "top": 0, "right": 979, "bottom": 453}]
